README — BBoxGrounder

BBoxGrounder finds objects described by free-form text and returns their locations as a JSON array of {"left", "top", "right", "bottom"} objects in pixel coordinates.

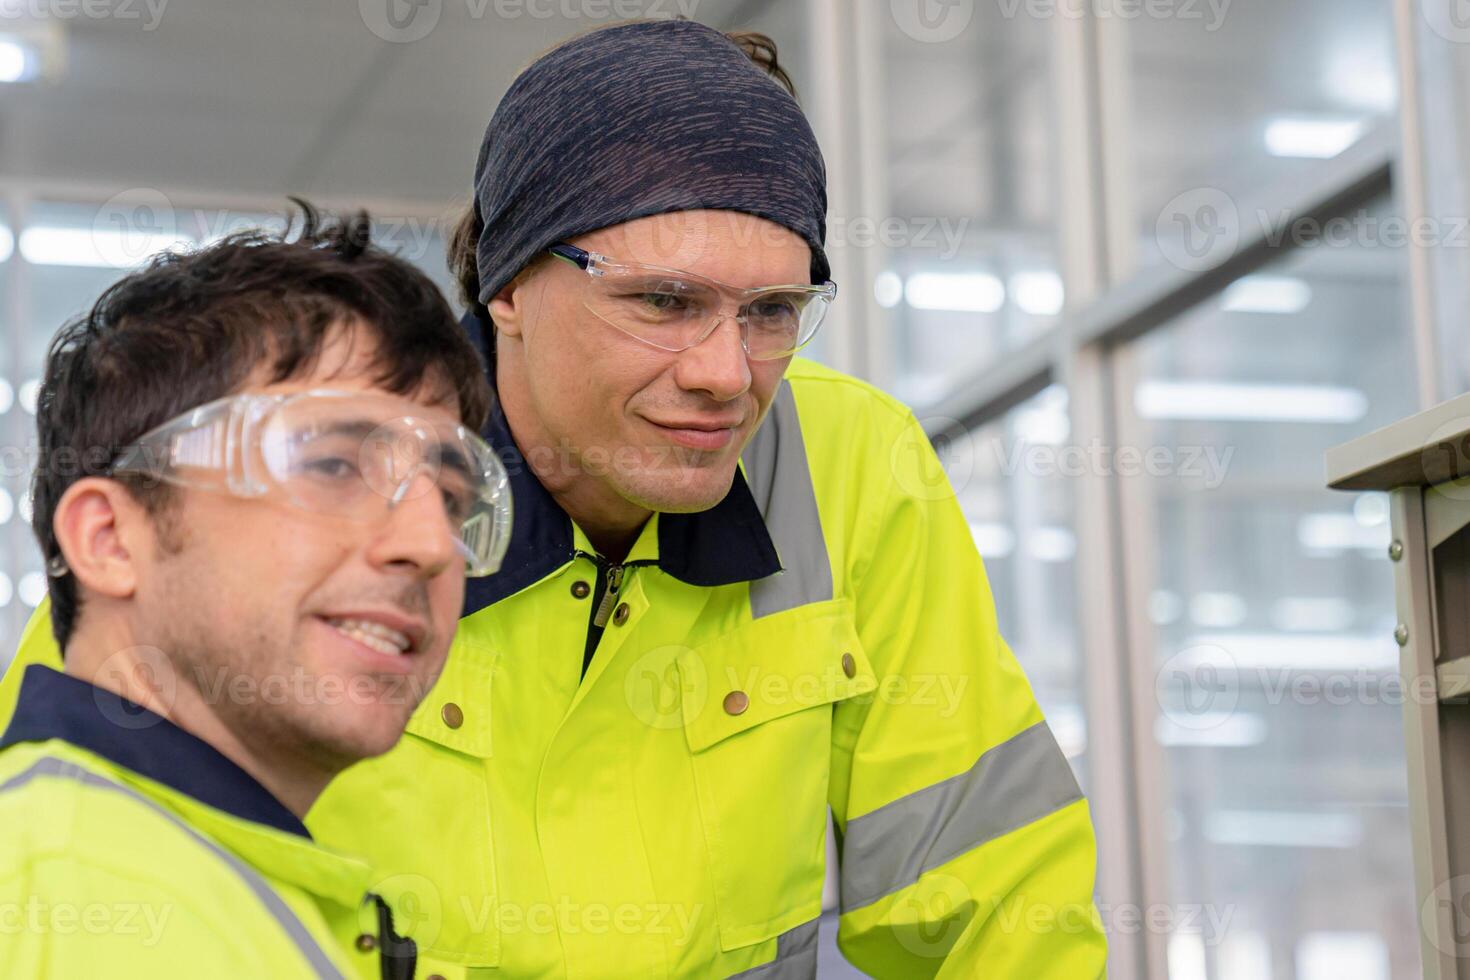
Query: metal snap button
[
  {"left": 441, "top": 702, "right": 464, "bottom": 730},
  {"left": 723, "top": 690, "right": 749, "bottom": 715}
]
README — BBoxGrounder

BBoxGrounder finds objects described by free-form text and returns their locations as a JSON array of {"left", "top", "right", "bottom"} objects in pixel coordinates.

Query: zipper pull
[{"left": 592, "top": 564, "right": 625, "bottom": 628}]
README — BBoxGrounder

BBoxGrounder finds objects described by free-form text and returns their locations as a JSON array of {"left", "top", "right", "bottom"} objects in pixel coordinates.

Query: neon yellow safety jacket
[
  {"left": 2, "top": 341, "right": 1108, "bottom": 978},
  {"left": 0, "top": 665, "right": 417, "bottom": 979}
]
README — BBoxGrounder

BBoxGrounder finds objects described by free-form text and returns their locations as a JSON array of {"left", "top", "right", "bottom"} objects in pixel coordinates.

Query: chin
[
  {"left": 305, "top": 708, "right": 413, "bottom": 767},
  {"left": 620, "top": 466, "right": 736, "bottom": 514}
]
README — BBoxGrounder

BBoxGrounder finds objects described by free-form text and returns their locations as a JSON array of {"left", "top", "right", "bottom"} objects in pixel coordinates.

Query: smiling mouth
[{"left": 324, "top": 617, "right": 413, "bottom": 656}]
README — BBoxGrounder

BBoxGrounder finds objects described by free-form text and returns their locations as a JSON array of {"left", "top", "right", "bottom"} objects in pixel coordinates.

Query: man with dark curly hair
[{"left": 0, "top": 206, "right": 510, "bottom": 979}]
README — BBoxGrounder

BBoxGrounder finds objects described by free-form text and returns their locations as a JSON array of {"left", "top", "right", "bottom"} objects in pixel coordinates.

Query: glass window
[
  {"left": 955, "top": 386, "right": 1089, "bottom": 784},
  {"left": 1121, "top": 194, "right": 1419, "bottom": 977},
  {"left": 1132, "top": 0, "right": 1398, "bottom": 271},
  {"left": 0, "top": 201, "right": 24, "bottom": 672},
  {"left": 880, "top": 6, "right": 1062, "bottom": 405}
]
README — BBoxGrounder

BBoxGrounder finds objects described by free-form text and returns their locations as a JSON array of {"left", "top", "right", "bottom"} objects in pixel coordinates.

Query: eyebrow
[{"left": 303, "top": 419, "right": 475, "bottom": 476}]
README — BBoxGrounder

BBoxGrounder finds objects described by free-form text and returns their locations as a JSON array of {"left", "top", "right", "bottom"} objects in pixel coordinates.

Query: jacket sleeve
[{"left": 828, "top": 410, "right": 1108, "bottom": 979}]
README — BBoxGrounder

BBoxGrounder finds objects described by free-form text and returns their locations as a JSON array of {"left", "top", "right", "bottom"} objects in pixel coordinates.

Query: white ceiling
[{"left": 0, "top": 0, "right": 784, "bottom": 207}]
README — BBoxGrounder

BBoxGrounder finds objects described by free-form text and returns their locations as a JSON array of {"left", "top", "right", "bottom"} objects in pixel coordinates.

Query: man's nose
[{"left": 672, "top": 316, "right": 752, "bottom": 402}]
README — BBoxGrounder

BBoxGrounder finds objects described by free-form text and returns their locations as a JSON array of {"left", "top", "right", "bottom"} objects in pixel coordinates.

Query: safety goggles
[
  {"left": 547, "top": 242, "right": 836, "bottom": 361},
  {"left": 108, "top": 389, "right": 513, "bottom": 577}
]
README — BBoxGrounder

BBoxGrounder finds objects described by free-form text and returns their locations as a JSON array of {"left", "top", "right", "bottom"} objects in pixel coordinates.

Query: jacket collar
[
  {"left": 460, "top": 309, "right": 780, "bottom": 617},
  {"left": 0, "top": 664, "right": 310, "bottom": 839}
]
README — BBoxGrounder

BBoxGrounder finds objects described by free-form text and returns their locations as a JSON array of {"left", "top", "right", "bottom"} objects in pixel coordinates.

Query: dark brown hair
[
  {"left": 447, "top": 27, "right": 799, "bottom": 318},
  {"left": 34, "top": 200, "right": 492, "bottom": 648}
]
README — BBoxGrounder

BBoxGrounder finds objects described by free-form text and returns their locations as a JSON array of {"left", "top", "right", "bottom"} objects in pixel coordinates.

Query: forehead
[
  {"left": 244, "top": 319, "right": 463, "bottom": 427},
  {"left": 576, "top": 210, "right": 812, "bottom": 289}
]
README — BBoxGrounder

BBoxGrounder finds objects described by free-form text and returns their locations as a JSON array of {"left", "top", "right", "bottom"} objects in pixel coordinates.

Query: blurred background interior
[{"left": 4, "top": 0, "right": 1469, "bottom": 976}]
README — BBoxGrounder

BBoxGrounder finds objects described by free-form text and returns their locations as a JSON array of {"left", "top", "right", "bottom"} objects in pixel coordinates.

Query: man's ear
[
  {"left": 487, "top": 278, "right": 525, "bottom": 340},
  {"left": 52, "top": 478, "right": 147, "bottom": 601}
]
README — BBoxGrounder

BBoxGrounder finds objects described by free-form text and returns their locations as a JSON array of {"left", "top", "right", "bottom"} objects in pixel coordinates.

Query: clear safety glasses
[
  {"left": 547, "top": 242, "right": 837, "bottom": 361},
  {"left": 108, "top": 389, "right": 513, "bottom": 577}
]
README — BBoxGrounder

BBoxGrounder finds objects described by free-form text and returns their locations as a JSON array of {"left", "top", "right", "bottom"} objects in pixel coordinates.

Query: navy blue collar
[
  {"left": 0, "top": 665, "right": 310, "bottom": 839},
  {"left": 460, "top": 309, "right": 781, "bottom": 616}
]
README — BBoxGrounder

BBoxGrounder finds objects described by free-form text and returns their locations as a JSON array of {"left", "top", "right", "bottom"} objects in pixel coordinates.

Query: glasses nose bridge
[{"left": 695, "top": 284, "right": 758, "bottom": 350}]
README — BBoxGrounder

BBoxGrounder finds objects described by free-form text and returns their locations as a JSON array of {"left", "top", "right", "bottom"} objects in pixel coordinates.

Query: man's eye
[
  {"left": 302, "top": 456, "right": 360, "bottom": 480},
  {"left": 441, "top": 487, "right": 474, "bottom": 523},
  {"left": 639, "top": 292, "right": 688, "bottom": 312}
]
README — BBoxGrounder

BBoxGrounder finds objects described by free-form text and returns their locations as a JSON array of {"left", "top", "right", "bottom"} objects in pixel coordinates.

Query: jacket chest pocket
[
  {"left": 676, "top": 598, "right": 876, "bottom": 952},
  {"left": 311, "top": 647, "right": 500, "bottom": 974}
]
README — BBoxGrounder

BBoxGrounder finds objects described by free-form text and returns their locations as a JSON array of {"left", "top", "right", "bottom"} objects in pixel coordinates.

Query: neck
[
  {"left": 496, "top": 345, "right": 651, "bottom": 563},
  {"left": 65, "top": 619, "right": 332, "bottom": 819}
]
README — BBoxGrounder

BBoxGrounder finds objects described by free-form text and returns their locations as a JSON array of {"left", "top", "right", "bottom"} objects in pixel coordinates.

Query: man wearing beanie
[{"left": 4, "top": 18, "right": 1106, "bottom": 980}]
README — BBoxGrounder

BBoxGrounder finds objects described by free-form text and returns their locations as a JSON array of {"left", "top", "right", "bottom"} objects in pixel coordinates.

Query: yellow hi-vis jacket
[
  {"left": 0, "top": 665, "right": 416, "bottom": 979},
  {"left": 2, "top": 351, "right": 1108, "bottom": 978}
]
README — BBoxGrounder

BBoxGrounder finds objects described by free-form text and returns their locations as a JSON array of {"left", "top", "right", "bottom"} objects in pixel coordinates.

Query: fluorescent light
[
  {"left": 18, "top": 379, "right": 38, "bottom": 414},
  {"left": 17, "top": 571, "right": 46, "bottom": 608},
  {"left": 1028, "top": 526, "right": 1076, "bottom": 562},
  {"left": 20, "top": 225, "right": 195, "bottom": 269},
  {"left": 1297, "top": 511, "right": 1391, "bottom": 554},
  {"left": 1265, "top": 117, "right": 1365, "bottom": 158},
  {"left": 1220, "top": 275, "right": 1313, "bottom": 314},
  {"left": 1012, "top": 384, "right": 1069, "bottom": 444},
  {"left": 1044, "top": 704, "right": 1087, "bottom": 759},
  {"left": 873, "top": 270, "right": 903, "bottom": 308},
  {"left": 1297, "top": 932, "right": 1389, "bottom": 980},
  {"left": 1149, "top": 589, "right": 1184, "bottom": 625},
  {"left": 1189, "top": 591, "right": 1246, "bottom": 629},
  {"left": 18, "top": 489, "right": 31, "bottom": 524},
  {"left": 1155, "top": 711, "right": 1266, "bottom": 747},
  {"left": 969, "top": 521, "right": 1015, "bottom": 558},
  {"left": 1204, "top": 808, "right": 1362, "bottom": 848},
  {"left": 1270, "top": 596, "right": 1356, "bottom": 633},
  {"left": 1010, "top": 270, "right": 1064, "bottom": 316},
  {"left": 0, "top": 38, "right": 31, "bottom": 84},
  {"left": 1134, "top": 381, "right": 1368, "bottom": 423},
  {"left": 1219, "top": 931, "right": 1274, "bottom": 980},
  {"left": 1178, "top": 632, "right": 1397, "bottom": 672},
  {"left": 1169, "top": 933, "right": 1208, "bottom": 980},
  {"left": 1353, "top": 492, "right": 1389, "bottom": 527},
  {"left": 905, "top": 271, "right": 1005, "bottom": 313}
]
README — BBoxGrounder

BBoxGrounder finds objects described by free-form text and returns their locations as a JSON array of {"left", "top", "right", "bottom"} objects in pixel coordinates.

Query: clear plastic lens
[
  {"left": 583, "top": 261, "right": 832, "bottom": 359},
  {"left": 115, "top": 391, "right": 512, "bottom": 577}
]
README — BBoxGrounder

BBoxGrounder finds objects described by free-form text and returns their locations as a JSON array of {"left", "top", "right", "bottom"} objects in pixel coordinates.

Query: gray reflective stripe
[
  {"left": 742, "top": 380, "right": 832, "bottom": 619},
  {"left": 839, "top": 722, "right": 1084, "bottom": 911},
  {"left": 0, "top": 756, "right": 347, "bottom": 980},
  {"left": 724, "top": 917, "right": 819, "bottom": 979}
]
